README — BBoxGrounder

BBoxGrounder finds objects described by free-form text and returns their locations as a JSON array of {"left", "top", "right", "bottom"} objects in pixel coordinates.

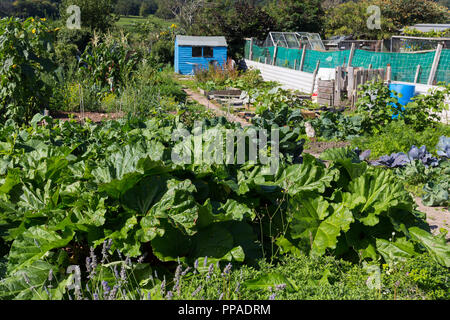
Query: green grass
[
  {"left": 116, "top": 15, "right": 175, "bottom": 30},
  {"left": 116, "top": 15, "right": 147, "bottom": 28}
]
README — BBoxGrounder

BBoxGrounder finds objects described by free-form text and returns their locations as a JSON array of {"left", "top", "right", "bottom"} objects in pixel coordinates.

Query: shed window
[
  {"left": 203, "top": 46, "right": 213, "bottom": 58},
  {"left": 192, "top": 47, "right": 202, "bottom": 57}
]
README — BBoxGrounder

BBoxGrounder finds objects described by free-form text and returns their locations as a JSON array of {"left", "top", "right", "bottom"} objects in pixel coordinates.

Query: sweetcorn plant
[
  {"left": 78, "top": 35, "right": 140, "bottom": 93},
  {"left": 0, "top": 17, "right": 57, "bottom": 124}
]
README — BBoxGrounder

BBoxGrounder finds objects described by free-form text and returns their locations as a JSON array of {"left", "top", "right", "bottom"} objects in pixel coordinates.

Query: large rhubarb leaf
[
  {"left": 275, "top": 154, "right": 337, "bottom": 196},
  {"left": 408, "top": 227, "right": 450, "bottom": 267},
  {"left": 344, "top": 169, "right": 413, "bottom": 226},
  {"left": 7, "top": 226, "right": 74, "bottom": 274}
]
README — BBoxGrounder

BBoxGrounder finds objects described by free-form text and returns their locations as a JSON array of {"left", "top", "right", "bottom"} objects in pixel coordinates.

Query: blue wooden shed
[{"left": 174, "top": 35, "right": 228, "bottom": 75}]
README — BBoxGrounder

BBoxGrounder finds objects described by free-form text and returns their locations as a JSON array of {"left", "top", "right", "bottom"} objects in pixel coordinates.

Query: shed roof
[{"left": 176, "top": 35, "right": 228, "bottom": 47}]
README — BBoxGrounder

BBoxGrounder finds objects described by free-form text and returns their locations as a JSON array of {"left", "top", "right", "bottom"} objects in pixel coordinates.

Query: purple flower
[
  {"left": 166, "top": 291, "right": 173, "bottom": 300},
  {"left": 120, "top": 263, "right": 127, "bottom": 282},
  {"left": 160, "top": 278, "right": 166, "bottom": 296},
  {"left": 102, "top": 281, "right": 110, "bottom": 295},
  {"left": 192, "top": 285, "right": 202, "bottom": 297},
  {"left": 206, "top": 263, "right": 214, "bottom": 280},
  {"left": 222, "top": 263, "right": 232, "bottom": 276},
  {"left": 269, "top": 293, "right": 276, "bottom": 300},
  {"left": 275, "top": 283, "right": 287, "bottom": 291},
  {"left": 194, "top": 259, "right": 199, "bottom": 269},
  {"left": 85, "top": 257, "right": 92, "bottom": 274},
  {"left": 181, "top": 266, "right": 191, "bottom": 276},
  {"left": 203, "top": 256, "right": 208, "bottom": 267},
  {"left": 101, "top": 240, "right": 109, "bottom": 264}
]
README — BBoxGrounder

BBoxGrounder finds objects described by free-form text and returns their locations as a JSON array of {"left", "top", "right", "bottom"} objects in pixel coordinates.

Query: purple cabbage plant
[
  {"left": 371, "top": 152, "right": 410, "bottom": 168},
  {"left": 436, "top": 136, "right": 450, "bottom": 158},
  {"left": 407, "top": 145, "right": 439, "bottom": 167}
]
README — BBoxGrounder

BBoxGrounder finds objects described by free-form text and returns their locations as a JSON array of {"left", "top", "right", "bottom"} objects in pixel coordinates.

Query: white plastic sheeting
[{"left": 244, "top": 59, "right": 314, "bottom": 93}]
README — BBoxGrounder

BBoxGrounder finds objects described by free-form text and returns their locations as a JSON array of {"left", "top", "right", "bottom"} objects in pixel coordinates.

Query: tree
[
  {"left": 8, "top": 0, "right": 59, "bottom": 19},
  {"left": 190, "top": 0, "right": 276, "bottom": 58},
  {"left": 60, "top": 0, "right": 118, "bottom": 33},
  {"left": 266, "top": 0, "right": 324, "bottom": 33},
  {"left": 324, "top": 0, "right": 395, "bottom": 39},
  {"left": 139, "top": 0, "right": 159, "bottom": 16},
  {"left": 324, "top": 0, "right": 449, "bottom": 40},
  {"left": 379, "top": 0, "right": 449, "bottom": 29}
]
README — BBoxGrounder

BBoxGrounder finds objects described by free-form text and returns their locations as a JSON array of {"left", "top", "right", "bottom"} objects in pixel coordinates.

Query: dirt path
[
  {"left": 183, "top": 88, "right": 251, "bottom": 127},
  {"left": 415, "top": 197, "right": 450, "bottom": 240}
]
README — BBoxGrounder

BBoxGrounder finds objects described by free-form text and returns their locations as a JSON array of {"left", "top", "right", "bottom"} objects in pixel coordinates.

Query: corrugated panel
[
  {"left": 177, "top": 47, "right": 227, "bottom": 75},
  {"left": 176, "top": 35, "right": 228, "bottom": 47},
  {"left": 245, "top": 60, "right": 314, "bottom": 93}
]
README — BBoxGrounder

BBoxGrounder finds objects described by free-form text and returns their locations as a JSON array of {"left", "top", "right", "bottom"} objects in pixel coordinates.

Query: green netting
[
  {"left": 352, "top": 50, "right": 436, "bottom": 84},
  {"left": 274, "top": 47, "right": 304, "bottom": 69},
  {"left": 244, "top": 40, "right": 449, "bottom": 84},
  {"left": 250, "top": 44, "right": 274, "bottom": 63},
  {"left": 301, "top": 50, "right": 350, "bottom": 73},
  {"left": 436, "top": 49, "right": 450, "bottom": 84}
]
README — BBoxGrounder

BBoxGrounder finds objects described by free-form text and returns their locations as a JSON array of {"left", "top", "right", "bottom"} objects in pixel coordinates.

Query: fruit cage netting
[{"left": 244, "top": 40, "right": 449, "bottom": 84}]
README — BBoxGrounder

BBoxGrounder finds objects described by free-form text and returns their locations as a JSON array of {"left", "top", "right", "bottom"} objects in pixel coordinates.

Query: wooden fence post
[
  {"left": 311, "top": 60, "right": 321, "bottom": 94},
  {"left": 272, "top": 44, "right": 278, "bottom": 66},
  {"left": 414, "top": 65, "right": 421, "bottom": 84},
  {"left": 347, "top": 66, "right": 354, "bottom": 106},
  {"left": 427, "top": 43, "right": 443, "bottom": 85},
  {"left": 347, "top": 43, "right": 356, "bottom": 68},
  {"left": 334, "top": 66, "right": 342, "bottom": 107},
  {"left": 386, "top": 64, "right": 392, "bottom": 83},
  {"left": 249, "top": 38, "right": 254, "bottom": 60},
  {"left": 299, "top": 48, "right": 306, "bottom": 71}
]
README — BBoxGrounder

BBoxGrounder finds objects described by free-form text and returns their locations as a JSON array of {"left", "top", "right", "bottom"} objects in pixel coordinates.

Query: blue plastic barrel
[{"left": 389, "top": 83, "right": 415, "bottom": 119}]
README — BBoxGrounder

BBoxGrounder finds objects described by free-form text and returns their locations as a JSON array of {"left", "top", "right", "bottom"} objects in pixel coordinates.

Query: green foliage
[
  {"left": 324, "top": 0, "right": 449, "bottom": 40},
  {"left": 402, "top": 26, "right": 450, "bottom": 38},
  {"left": 355, "top": 80, "right": 399, "bottom": 134},
  {"left": 403, "top": 83, "right": 450, "bottom": 131},
  {"left": 60, "top": 0, "right": 118, "bottom": 33},
  {"left": 351, "top": 120, "right": 450, "bottom": 159},
  {"left": 267, "top": 0, "right": 324, "bottom": 34},
  {"left": 189, "top": 0, "right": 276, "bottom": 58},
  {"left": 0, "top": 17, "right": 57, "bottom": 124},
  {"left": 311, "top": 112, "right": 363, "bottom": 140},
  {"left": 78, "top": 36, "right": 140, "bottom": 93}
]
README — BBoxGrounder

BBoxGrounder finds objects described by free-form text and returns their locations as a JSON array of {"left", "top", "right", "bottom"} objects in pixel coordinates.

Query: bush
[{"left": 149, "top": 38, "right": 174, "bottom": 66}]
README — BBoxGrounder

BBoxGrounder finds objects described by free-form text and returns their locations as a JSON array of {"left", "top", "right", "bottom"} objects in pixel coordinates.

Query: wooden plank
[
  {"left": 318, "top": 92, "right": 333, "bottom": 99},
  {"left": 249, "top": 38, "right": 254, "bottom": 60},
  {"left": 414, "top": 65, "right": 421, "bottom": 84},
  {"left": 318, "top": 80, "right": 334, "bottom": 88},
  {"left": 362, "top": 69, "right": 368, "bottom": 84},
  {"left": 427, "top": 43, "right": 442, "bottom": 85},
  {"left": 317, "top": 97, "right": 332, "bottom": 105},
  {"left": 318, "top": 87, "right": 334, "bottom": 94}
]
